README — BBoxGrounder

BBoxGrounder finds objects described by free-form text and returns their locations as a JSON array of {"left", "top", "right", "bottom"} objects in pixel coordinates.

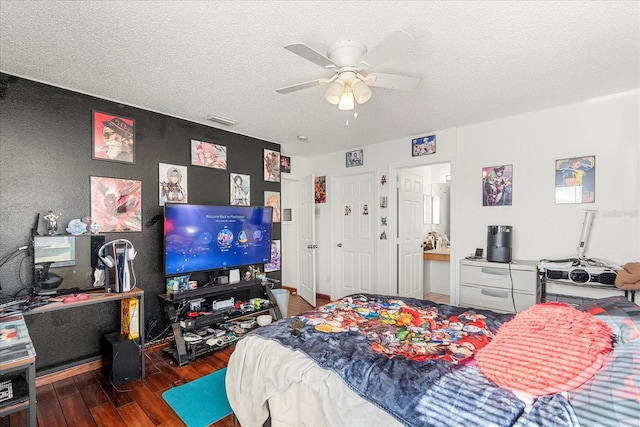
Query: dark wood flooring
[{"left": 1, "top": 292, "right": 329, "bottom": 427}]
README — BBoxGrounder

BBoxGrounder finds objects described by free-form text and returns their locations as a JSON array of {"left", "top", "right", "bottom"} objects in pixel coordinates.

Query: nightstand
[{"left": 459, "top": 259, "right": 540, "bottom": 313}]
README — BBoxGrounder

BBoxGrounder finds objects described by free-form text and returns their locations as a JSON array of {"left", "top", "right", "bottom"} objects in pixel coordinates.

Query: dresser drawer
[
  {"left": 459, "top": 284, "right": 537, "bottom": 313},
  {"left": 460, "top": 263, "right": 537, "bottom": 293}
]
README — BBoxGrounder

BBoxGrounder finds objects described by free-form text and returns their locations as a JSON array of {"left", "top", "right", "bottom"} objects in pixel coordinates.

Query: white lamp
[
  {"left": 325, "top": 79, "right": 344, "bottom": 105},
  {"left": 351, "top": 78, "right": 372, "bottom": 104},
  {"left": 338, "top": 84, "right": 355, "bottom": 110}
]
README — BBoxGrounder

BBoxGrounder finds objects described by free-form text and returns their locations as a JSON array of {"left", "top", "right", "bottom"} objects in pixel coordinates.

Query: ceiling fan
[{"left": 276, "top": 30, "right": 421, "bottom": 110}]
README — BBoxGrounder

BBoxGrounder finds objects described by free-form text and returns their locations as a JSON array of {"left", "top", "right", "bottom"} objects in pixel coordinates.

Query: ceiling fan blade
[
  {"left": 284, "top": 43, "right": 338, "bottom": 69},
  {"left": 364, "top": 73, "right": 420, "bottom": 91},
  {"left": 276, "top": 79, "right": 324, "bottom": 94},
  {"left": 358, "top": 30, "right": 416, "bottom": 70}
]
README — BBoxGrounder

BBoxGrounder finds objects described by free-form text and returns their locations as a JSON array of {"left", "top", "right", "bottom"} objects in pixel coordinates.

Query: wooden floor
[
  {"left": 1, "top": 292, "right": 330, "bottom": 427},
  {"left": 2, "top": 292, "right": 448, "bottom": 426}
]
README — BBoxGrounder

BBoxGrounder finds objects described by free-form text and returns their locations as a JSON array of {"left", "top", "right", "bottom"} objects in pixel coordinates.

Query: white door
[
  {"left": 298, "top": 174, "right": 316, "bottom": 306},
  {"left": 335, "top": 173, "right": 376, "bottom": 299},
  {"left": 397, "top": 171, "right": 424, "bottom": 299}
]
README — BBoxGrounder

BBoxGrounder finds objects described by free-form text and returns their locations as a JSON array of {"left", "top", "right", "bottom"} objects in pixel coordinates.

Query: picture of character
[
  {"left": 91, "top": 176, "right": 142, "bottom": 232},
  {"left": 315, "top": 176, "right": 326, "bottom": 204},
  {"left": 555, "top": 156, "right": 595, "bottom": 204},
  {"left": 482, "top": 164, "right": 513, "bottom": 206},
  {"left": 159, "top": 163, "right": 188, "bottom": 206},
  {"left": 264, "top": 240, "right": 281, "bottom": 272},
  {"left": 92, "top": 112, "right": 135, "bottom": 163},
  {"left": 346, "top": 149, "right": 364, "bottom": 167},
  {"left": 230, "top": 173, "right": 250, "bottom": 205},
  {"left": 264, "top": 149, "right": 281, "bottom": 182},
  {"left": 412, "top": 135, "right": 436, "bottom": 157},
  {"left": 280, "top": 155, "right": 291, "bottom": 174},
  {"left": 191, "top": 140, "right": 227, "bottom": 169},
  {"left": 265, "top": 191, "right": 281, "bottom": 222}
]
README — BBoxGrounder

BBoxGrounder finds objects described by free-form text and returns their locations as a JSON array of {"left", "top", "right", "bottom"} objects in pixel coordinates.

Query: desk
[
  {"left": 24, "top": 289, "right": 145, "bottom": 380},
  {"left": 1, "top": 314, "right": 37, "bottom": 426}
]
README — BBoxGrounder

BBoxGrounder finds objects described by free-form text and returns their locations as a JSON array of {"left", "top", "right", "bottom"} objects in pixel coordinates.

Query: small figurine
[
  {"left": 66, "top": 219, "right": 87, "bottom": 235},
  {"left": 43, "top": 210, "right": 60, "bottom": 235}
]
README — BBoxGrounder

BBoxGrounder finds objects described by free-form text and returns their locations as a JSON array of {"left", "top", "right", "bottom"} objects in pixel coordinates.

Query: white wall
[{"left": 286, "top": 91, "right": 640, "bottom": 301}]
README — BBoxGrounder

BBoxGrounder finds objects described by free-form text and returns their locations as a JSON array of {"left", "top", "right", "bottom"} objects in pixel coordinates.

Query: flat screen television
[{"left": 164, "top": 204, "right": 273, "bottom": 276}]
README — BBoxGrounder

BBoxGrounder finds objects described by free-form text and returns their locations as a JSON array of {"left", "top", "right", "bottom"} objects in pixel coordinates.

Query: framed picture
[
  {"left": 159, "top": 163, "right": 188, "bottom": 206},
  {"left": 265, "top": 191, "right": 281, "bottom": 222},
  {"left": 264, "top": 240, "right": 281, "bottom": 272},
  {"left": 92, "top": 110, "right": 135, "bottom": 163},
  {"left": 90, "top": 176, "right": 142, "bottom": 232},
  {"left": 264, "top": 149, "right": 281, "bottom": 182},
  {"left": 314, "top": 176, "right": 326, "bottom": 204},
  {"left": 482, "top": 164, "right": 513, "bottom": 206},
  {"left": 412, "top": 135, "right": 436, "bottom": 157},
  {"left": 190, "top": 139, "right": 227, "bottom": 169},
  {"left": 230, "top": 173, "right": 250, "bottom": 205},
  {"left": 281, "top": 155, "right": 291, "bottom": 174},
  {"left": 555, "top": 156, "right": 595, "bottom": 204},
  {"left": 346, "top": 149, "right": 363, "bottom": 167}
]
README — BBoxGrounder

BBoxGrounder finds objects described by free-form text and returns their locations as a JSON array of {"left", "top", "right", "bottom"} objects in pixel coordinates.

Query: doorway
[{"left": 394, "top": 162, "right": 453, "bottom": 301}]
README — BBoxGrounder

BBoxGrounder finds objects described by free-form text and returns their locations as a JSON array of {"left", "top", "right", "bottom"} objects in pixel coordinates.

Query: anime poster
[
  {"left": 264, "top": 239, "right": 281, "bottom": 272},
  {"left": 281, "top": 155, "right": 291, "bottom": 174},
  {"left": 159, "top": 163, "right": 188, "bottom": 206},
  {"left": 264, "top": 149, "right": 281, "bottom": 182},
  {"left": 482, "top": 164, "right": 513, "bottom": 206},
  {"left": 265, "top": 191, "right": 281, "bottom": 222},
  {"left": 315, "top": 176, "right": 326, "bottom": 204},
  {"left": 90, "top": 176, "right": 142, "bottom": 232},
  {"left": 230, "top": 173, "right": 250, "bottom": 205},
  {"left": 555, "top": 156, "right": 595, "bottom": 204},
  {"left": 190, "top": 140, "right": 227, "bottom": 169},
  {"left": 92, "top": 111, "right": 135, "bottom": 163},
  {"left": 346, "top": 149, "right": 363, "bottom": 167},
  {"left": 412, "top": 135, "right": 436, "bottom": 157}
]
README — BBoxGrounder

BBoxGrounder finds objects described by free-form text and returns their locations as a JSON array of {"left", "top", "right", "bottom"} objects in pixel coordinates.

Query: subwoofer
[{"left": 102, "top": 332, "right": 140, "bottom": 386}]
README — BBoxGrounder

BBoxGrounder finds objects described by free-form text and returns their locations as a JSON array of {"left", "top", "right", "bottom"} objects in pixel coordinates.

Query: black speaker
[
  {"left": 102, "top": 332, "right": 140, "bottom": 386},
  {"left": 487, "top": 225, "right": 512, "bottom": 263},
  {"left": 90, "top": 235, "right": 106, "bottom": 268}
]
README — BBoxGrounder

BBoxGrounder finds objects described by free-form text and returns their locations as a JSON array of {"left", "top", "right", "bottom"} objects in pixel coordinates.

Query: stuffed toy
[{"left": 614, "top": 262, "right": 640, "bottom": 290}]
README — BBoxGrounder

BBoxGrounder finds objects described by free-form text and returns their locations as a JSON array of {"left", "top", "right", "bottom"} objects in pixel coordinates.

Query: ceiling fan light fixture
[
  {"left": 325, "top": 79, "right": 344, "bottom": 105},
  {"left": 351, "top": 78, "right": 372, "bottom": 104},
  {"left": 338, "top": 84, "right": 355, "bottom": 110}
]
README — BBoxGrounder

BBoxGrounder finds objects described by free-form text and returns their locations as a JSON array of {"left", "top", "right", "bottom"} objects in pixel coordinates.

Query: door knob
[{"left": 337, "top": 243, "right": 342, "bottom": 247}]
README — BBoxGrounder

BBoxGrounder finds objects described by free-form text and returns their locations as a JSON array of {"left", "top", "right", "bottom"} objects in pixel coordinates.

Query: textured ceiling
[{"left": 1, "top": 1, "right": 638, "bottom": 158}]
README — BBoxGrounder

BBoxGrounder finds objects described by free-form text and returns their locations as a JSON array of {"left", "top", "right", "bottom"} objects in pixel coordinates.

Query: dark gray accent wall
[{"left": 0, "top": 74, "right": 281, "bottom": 373}]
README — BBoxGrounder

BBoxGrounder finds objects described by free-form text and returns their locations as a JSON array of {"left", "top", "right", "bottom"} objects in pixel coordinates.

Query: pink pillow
[{"left": 475, "top": 302, "right": 613, "bottom": 395}]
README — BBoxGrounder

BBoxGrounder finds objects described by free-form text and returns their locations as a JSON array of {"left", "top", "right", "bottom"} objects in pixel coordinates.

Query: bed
[{"left": 226, "top": 294, "right": 640, "bottom": 427}]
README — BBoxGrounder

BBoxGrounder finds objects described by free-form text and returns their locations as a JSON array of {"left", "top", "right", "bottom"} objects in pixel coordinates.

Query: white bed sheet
[{"left": 226, "top": 334, "right": 401, "bottom": 427}]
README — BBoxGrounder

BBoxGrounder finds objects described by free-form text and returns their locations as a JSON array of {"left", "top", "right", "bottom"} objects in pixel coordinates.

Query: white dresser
[{"left": 459, "top": 259, "right": 540, "bottom": 313}]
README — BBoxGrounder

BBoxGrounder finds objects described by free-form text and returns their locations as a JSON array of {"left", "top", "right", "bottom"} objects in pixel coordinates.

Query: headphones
[{"left": 97, "top": 239, "right": 137, "bottom": 268}]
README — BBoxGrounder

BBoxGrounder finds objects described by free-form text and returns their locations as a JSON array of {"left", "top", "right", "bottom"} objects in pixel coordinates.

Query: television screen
[
  {"left": 33, "top": 235, "right": 76, "bottom": 267},
  {"left": 164, "top": 204, "right": 273, "bottom": 276}
]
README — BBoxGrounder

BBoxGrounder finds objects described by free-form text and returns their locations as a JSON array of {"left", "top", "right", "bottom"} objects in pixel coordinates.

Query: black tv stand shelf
[{"left": 159, "top": 279, "right": 283, "bottom": 366}]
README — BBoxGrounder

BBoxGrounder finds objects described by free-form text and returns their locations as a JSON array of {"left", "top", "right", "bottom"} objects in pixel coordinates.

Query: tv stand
[{"left": 159, "top": 279, "right": 282, "bottom": 366}]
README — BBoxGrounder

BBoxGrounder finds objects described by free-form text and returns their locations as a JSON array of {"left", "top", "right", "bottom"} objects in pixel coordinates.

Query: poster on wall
[
  {"left": 346, "top": 149, "right": 363, "bottom": 167},
  {"left": 281, "top": 155, "right": 291, "bottom": 174},
  {"left": 264, "top": 149, "right": 281, "bottom": 182},
  {"left": 90, "top": 176, "right": 142, "bottom": 232},
  {"left": 159, "top": 163, "right": 188, "bottom": 206},
  {"left": 482, "top": 164, "right": 513, "bottom": 206},
  {"left": 230, "top": 173, "right": 250, "bottom": 205},
  {"left": 264, "top": 239, "right": 281, "bottom": 272},
  {"left": 190, "top": 139, "right": 227, "bottom": 169},
  {"left": 412, "top": 135, "right": 436, "bottom": 156},
  {"left": 315, "top": 176, "right": 326, "bottom": 204},
  {"left": 92, "top": 110, "right": 135, "bottom": 163},
  {"left": 554, "top": 156, "right": 595, "bottom": 204},
  {"left": 265, "top": 191, "right": 281, "bottom": 222}
]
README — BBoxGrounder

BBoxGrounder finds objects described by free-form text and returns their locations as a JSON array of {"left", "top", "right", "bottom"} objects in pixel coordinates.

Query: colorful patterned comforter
[{"left": 248, "top": 294, "right": 582, "bottom": 426}]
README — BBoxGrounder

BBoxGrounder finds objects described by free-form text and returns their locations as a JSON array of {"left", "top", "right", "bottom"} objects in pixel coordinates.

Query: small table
[{"left": 1, "top": 314, "right": 37, "bottom": 426}]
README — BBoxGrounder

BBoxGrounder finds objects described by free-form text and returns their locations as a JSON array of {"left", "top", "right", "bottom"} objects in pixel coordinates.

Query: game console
[
  {"left": 97, "top": 239, "right": 136, "bottom": 292},
  {"left": 211, "top": 297, "right": 235, "bottom": 310}
]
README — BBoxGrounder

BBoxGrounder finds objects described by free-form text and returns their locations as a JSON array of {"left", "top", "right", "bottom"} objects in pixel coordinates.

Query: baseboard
[{"left": 282, "top": 285, "right": 330, "bottom": 302}]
